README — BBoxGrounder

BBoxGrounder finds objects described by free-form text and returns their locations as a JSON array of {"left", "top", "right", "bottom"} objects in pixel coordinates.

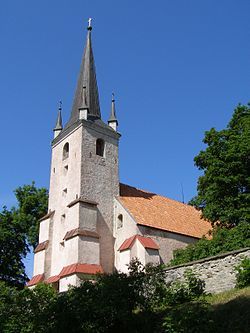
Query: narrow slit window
[{"left": 96, "top": 139, "right": 105, "bottom": 157}]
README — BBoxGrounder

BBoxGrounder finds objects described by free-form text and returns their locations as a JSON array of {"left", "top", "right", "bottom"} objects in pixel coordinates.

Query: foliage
[
  {"left": 14, "top": 182, "right": 48, "bottom": 249},
  {"left": 0, "top": 261, "right": 206, "bottom": 333},
  {"left": 0, "top": 183, "right": 48, "bottom": 288},
  {"left": 162, "top": 301, "right": 214, "bottom": 333},
  {"left": 0, "top": 208, "right": 28, "bottom": 288},
  {"left": 164, "top": 269, "right": 205, "bottom": 306},
  {"left": 235, "top": 257, "right": 250, "bottom": 288},
  {"left": 169, "top": 222, "right": 250, "bottom": 266},
  {"left": 0, "top": 282, "right": 57, "bottom": 333},
  {"left": 2, "top": 264, "right": 249, "bottom": 333},
  {"left": 190, "top": 103, "right": 250, "bottom": 226}
]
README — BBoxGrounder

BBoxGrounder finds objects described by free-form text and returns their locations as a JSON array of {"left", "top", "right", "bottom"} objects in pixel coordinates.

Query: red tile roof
[
  {"left": 27, "top": 274, "right": 44, "bottom": 286},
  {"left": 34, "top": 240, "right": 49, "bottom": 253},
  {"left": 119, "top": 235, "right": 159, "bottom": 252},
  {"left": 119, "top": 183, "right": 211, "bottom": 239},
  {"left": 45, "top": 275, "right": 60, "bottom": 284},
  {"left": 64, "top": 228, "right": 99, "bottom": 241},
  {"left": 59, "top": 263, "right": 103, "bottom": 278}
]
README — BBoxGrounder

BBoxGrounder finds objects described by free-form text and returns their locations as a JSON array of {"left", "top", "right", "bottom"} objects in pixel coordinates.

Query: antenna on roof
[{"left": 180, "top": 182, "right": 185, "bottom": 204}]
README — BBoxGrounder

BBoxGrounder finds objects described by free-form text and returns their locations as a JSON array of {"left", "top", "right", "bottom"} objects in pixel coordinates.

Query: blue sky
[{"left": 1, "top": 0, "right": 249, "bottom": 277}]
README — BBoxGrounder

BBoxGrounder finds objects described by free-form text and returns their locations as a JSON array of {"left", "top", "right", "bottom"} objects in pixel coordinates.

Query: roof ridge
[{"left": 119, "top": 182, "right": 196, "bottom": 209}]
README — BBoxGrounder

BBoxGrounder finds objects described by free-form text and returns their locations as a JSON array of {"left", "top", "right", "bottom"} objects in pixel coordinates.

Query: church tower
[{"left": 30, "top": 21, "right": 120, "bottom": 291}]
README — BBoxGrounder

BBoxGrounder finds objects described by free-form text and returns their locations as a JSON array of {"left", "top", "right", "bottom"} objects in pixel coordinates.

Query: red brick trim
[
  {"left": 34, "top": 240, "right": 49, "bottom": 253},
  {"left": 27, "top": 274, "right": 44, "bottom": 286},
  {"left": 59, "top": 263, "right": 103, "bottom": 278}
]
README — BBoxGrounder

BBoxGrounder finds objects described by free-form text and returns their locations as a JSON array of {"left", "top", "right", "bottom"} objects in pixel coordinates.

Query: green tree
[
  {"left": 14, "top": 182, "right": 48, "bottom": 249},
  {"left": 0, "top": 183, "right": 48, "bottom": 288},
  {"left": 0, "top": 208, "right": 28, "bottom": 288},
  {"left": 169, "top": 222, "right": 250, "bottom": 266},
  {"left": 190, "top": 104, "right": 250, "bottom": 226}
]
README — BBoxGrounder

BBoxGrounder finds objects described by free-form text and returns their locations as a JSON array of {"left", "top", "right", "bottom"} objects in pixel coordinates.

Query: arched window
[
  {"left": 96, "top": 139, "right": 105, "bottom": 157},
  {"left": 117, "top": 214, "right": 123, "bottom": 229},
  {"left": 63, "top": 142, "right": 69, "bottom": 160}
]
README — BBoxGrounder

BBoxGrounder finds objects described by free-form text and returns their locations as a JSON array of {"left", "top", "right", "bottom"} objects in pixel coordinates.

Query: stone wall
[{"left": 164, "top": 248, "right": 250, "bottom": 294}]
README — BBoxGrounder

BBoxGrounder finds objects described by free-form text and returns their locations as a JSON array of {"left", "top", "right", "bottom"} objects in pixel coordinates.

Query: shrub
[
  {"left": 169, "top": 222, "right": 250, "bottom": 266},
  {"left": 164, "top": 269, "right": 205, "bottom": 306},
  {"left": 235, "top": 257, "right": 250, "bottom": 288},
  {"left": 162, "top": 301, "right": 214, "bottom": 333}
]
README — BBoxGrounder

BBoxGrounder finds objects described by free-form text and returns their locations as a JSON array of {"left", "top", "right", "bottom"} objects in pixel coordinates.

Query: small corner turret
[
  {"left": 53, "top": 101, "right": 63, "bottom": 138},
  {"left": 108, "top": 93, "right": 118, "bottom": 131}
]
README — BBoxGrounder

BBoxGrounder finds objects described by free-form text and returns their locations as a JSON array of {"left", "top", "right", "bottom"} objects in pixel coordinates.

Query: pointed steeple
[
  {"left": 66, "top": 18, "right": 101, "bottom": 128},
  {"left": 53, "top": 101, "right": 63, "bottom": 138},
  {"left": 108, "top": 93, "right": 118, "bottom": 131}
]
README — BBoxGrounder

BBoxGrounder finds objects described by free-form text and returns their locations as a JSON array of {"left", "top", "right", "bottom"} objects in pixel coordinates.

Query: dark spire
[
  {"left": 108, "top": 93, "right": 118, "bottom": 123},
  {"left": 66, "top": 18, "right": 101, "bottom": 128},
  {"left": 54, "top": 101, "right": 63, "bottom": 131}
]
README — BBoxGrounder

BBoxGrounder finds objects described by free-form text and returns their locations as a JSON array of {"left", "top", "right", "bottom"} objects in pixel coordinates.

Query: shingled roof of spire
[
  {"left": 119, "top": 183, "right": 211, "bottom": 239},
  {"left": 65, "top": 24, "right": 101, "bottom": 129}
]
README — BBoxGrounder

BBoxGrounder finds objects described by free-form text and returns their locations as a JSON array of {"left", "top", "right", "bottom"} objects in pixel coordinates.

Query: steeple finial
[
  {"left": 53, "top": 101, "right": 63, "bottom": 138},
  {"left": 65, "top": 18, "right": 101, "bottom": 128},
  {"left": 88, "top": 18, "right": 92, "bottom": 30},
  {"left": 108, "top": 93, "right": 118, "bottom": 131}
]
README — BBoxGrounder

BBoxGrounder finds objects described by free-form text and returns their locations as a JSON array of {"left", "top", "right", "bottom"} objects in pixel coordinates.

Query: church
[{"left": 28, "top": 21, "right": 211, "bottom": 292}]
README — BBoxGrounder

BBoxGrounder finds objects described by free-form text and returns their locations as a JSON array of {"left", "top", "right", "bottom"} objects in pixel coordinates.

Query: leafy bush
[
  {"left": 162, "top": 301, "right": 214, "bottom": 333},
  {"left": 235, "top": 257, "right": 250, "bottom": 288},
  {"left": 0, "top": 262, "right": 206, "bottom": 333},
  {"left": 164, "top": 269, "right": 205, "bottom": 306},
  {"left": 169, "top": 222, "right": 250, "bottom": 266}
]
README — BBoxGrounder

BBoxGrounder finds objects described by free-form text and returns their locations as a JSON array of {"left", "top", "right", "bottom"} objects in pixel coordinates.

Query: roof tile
[
  {"left": 27, "top": 274, "right": 44, "bottom": 286},
  {"left": 119, "top": 183, "right": 211, "bottom": 239},
  {"left": 45, "top": 275, "right": 60, "bottom": 284},
  {"left": 60, "top": 263, "right": 103, "bottom": 277},
  {"left": 34, "top": 240, "right": 49, "bottom": 253},
  {"left": 119, "top": 235, "right": 159, "bottom": 251}
]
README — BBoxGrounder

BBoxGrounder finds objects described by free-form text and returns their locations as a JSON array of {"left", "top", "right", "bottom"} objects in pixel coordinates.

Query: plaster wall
[
  {"left": 39, "top": 219, "right": 50, "bottom": 243},
  {"left": 113, "top": 198, "right": 139, "bottom": 270},
  {"left": 117, "top": 250, "right": 130, "bottom": 273},
  {"left": 33, "top": 251, "right": 45, "bottom": 275},
  {"left": 59, "top": 274, "right": 81, "bottom": 292},
  {"left": 64, "top": 237, "right": 79, "bottom": 267},
  {"left": 48, "top": 125, "right": 82, "bottom": 277},
  {"left": 145, "top": 248, "right": 160, "bottom": 265},
  {"left": 135, "top": 240, "right": 146, "bottom": 266},
  {"left": 79, "top": 204, "right": 98, "bottom": 231},
  {"left": 80, "top": 124, "right": 119, "bottom": 272},
  {"left": 78, "top": 236, "right": 100, "bottom": 264},
  {"left": 138, "top": 226, "right": 197, "bottom": 264},
  {"left": 67, "top": 204, "right": 80, "bottom": 230}
]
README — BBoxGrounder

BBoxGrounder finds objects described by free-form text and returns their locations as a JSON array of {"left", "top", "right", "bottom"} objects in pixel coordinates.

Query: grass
[{"left": 204, "top": 287, "right": 250, "bottom": 333}]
